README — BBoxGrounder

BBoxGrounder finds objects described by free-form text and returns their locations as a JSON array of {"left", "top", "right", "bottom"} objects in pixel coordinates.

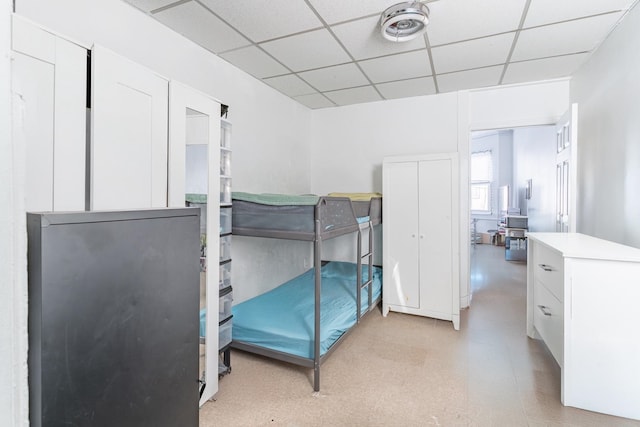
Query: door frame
[{"left": 458, "top": 93, "right": 574, "bottom": 307}]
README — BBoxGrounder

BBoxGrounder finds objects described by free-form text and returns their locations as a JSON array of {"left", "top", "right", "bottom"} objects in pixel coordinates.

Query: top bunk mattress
[
  {"left": 231, "top": 261, "right": 382, "bottom": 359},
  {"left": 232, "top": 192, "right": 362, "bottom": 240}
]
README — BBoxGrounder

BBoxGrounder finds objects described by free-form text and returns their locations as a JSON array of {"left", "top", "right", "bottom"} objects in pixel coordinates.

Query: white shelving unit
[{"left": 218, "top": 118, "right": 232, "bottom": 376}]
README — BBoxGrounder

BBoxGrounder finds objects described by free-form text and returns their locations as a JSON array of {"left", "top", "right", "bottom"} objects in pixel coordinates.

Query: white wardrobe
[{"left": 382, "top": 153, "right": 460, "bottom": 330}]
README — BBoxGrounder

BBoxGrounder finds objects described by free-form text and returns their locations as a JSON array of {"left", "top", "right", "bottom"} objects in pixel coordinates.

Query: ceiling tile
[
  {"left": 525, "top": 0, "right": 636, "bottom": 28},
  {"left": 358, "top": 50, "right": 431, "bottom": 84},
  {"left": 298, "top": 63, "right": 369, "bottom": 92},
  {"left": 260, "top": 29, "right": 351, "bottom": 72},
  {"left": 153, "top": 1, "right": 250, "bottom": 53},
  {"left": 294, "top": 93, "right": 335, "bottom": 109},
  {"left": 502, "top": 53, "right": 590, "bottom": 85},
  {"left": 324, "top": 86, "right": 383, "bottom": 106},
  {"left": 376, "top": 77, "right": 436, "bottom": 100},
  {"left": 427, "top": 0, "right": 527, "bottom": 46},
  {"left": 432, "top": 33, "right": 514, "bottom": 74},
  {"left": 125, "top": 0, "right": 177, "bottom": 13},
  {"left": 511, "top": 13, "right": 623, "bottom": 61},
  {"left": 331, "top": 15, "right": 426, "bottom": 60},
  {"left": 199, "top": 0, "right": 322, "bottom": 42},
  {"left": 437, "top": 66, "right": 503, "bottom": 93},
  {"left": 219, "top": 46, "right": 289, "bottom": 78},
  {"left": 308, "top": 0, "right": 393, "bottom": 25},
  {"left": 263, "top": 74, "right": 317, "bottom": 97}
]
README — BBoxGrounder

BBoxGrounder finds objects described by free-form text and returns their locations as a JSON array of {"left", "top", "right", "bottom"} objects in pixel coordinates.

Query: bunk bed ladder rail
[
  {"left": 356, "top": 220, "right": 375, "bottom": 323},
  {"left": 313, "top": 204, "right": 322, "bottom": 393}
]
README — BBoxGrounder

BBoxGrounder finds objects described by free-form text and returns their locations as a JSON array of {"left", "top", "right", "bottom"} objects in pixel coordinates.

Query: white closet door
[
  {"left": 168, "top": 81, "right": 221, "bottom": 405},
  {"left": 11, "top": 16, "right": 86, "bottom": 212},
  {"left": 418, "top": 158, "right": 453, "bottom": 315},
  {"left": 383, "top": 161, "right": 420, "bottom": 309},
  {"left": 12, "top": 53, "right": 54, "bottom": 212},
  {"left": 91, "top": 45, "right": 168, "bottom": 210}
]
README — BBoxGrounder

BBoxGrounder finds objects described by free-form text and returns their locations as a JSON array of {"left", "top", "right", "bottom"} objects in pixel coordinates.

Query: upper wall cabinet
[
  {"left": 11, "top": 15, "right": 87, "bottom": 212},
  {"left": 91, "top": 45, "right": 169, "bottom": 210}
]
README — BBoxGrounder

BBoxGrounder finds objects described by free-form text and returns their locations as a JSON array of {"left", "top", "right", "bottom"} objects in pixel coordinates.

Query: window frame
[{"left": 470, "top": 150, "right": 493, "bottom": 215}]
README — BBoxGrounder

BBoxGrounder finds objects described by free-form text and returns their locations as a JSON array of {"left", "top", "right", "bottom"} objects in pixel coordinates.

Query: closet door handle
[
  {"left": 538, "top": 264, "right": 553, "bottom": 272},
  {"left": 537, "top": 305, "right": 552, "bottom": 316}
]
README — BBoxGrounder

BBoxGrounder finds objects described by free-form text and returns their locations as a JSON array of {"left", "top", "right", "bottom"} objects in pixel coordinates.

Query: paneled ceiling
[{"left": 124, "top": 0, "right": 638, "bottom": 109}]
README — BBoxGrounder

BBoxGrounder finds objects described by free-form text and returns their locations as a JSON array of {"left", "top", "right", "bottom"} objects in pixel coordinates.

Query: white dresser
[{"left": 527, "top": 233, "right": 640, "bottom": 420}]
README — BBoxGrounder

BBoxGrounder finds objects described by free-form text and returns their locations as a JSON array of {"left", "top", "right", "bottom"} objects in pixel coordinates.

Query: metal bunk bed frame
[{"left": 230, "top": 196, "right": 381, "bottom": 391}]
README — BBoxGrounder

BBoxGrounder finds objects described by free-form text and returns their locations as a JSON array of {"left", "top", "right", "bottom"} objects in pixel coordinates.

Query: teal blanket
[{"left": 232, "top": 261, "right": 382, "bottom": 358}]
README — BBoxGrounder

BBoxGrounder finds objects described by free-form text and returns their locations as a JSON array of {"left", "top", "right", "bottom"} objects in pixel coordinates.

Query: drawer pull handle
[
  {"left": 538, "top": 264, "right": 553, "bottom": 272},
  {"left": 537, "top": 305, "right": 552, "bottom": 316}
]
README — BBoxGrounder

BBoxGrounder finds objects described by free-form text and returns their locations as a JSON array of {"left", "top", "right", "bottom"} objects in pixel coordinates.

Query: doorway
[{"left": 469, "top": 125, "right": 557, "bottom": 286}]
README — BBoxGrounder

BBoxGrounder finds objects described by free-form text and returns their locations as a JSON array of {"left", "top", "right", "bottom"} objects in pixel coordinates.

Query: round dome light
[{"left": 380, "top": 2, "right": 430, "bottom": 42}]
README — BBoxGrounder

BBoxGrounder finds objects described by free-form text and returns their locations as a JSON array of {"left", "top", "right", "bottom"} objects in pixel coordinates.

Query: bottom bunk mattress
[{"left": 232, "top": 261, "right": 382, "bottom": 359}]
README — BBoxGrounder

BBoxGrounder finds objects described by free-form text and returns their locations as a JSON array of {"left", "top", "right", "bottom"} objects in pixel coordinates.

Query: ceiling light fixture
[{"left": 380, "top": 1, "right": 430, "bottom": 42}]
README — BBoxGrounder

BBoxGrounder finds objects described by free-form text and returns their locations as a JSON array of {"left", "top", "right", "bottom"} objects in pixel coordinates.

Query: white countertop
[{"left": 526, "top": 232, "right": 640, "bottom": 262}]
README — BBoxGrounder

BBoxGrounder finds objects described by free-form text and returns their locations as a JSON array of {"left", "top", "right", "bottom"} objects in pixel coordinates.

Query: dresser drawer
[
  {"left": 534, "top": 244, "right": 564, "bottom": 302},
  {"left": 533, "top": 280, "right": 564, "bottom": 366}
]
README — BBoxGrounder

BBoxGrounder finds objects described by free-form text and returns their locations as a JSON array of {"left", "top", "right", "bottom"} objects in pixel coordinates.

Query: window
[{"left": 471, "top": 150, "right": 493, "bottom": 214}]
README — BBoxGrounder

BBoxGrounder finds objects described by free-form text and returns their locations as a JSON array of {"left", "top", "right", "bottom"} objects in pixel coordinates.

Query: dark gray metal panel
[
  {"left": 231, "top": 196, "right": 366, "bottom": 241},
  {"left": 27, "top": 213, "right": 44, "bottom": 426},
  {"left": 27, "top": 208, "right": 200, "bottom": 427}
]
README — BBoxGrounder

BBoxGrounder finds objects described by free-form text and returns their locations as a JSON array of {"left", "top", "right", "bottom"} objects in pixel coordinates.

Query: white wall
[
  {"left": 309, "top": 92, "right": 459, "bottom": 195},
  {"left": 512, "top": 126, "right": 557, "bottom": 232},
  {"left": 469, "top": 80, "right": 570, "bottom": 130},
  {"left": 15, "top": 0, "right": 315, "bottom": 304},
  {"left": 498, "top": 132, "right": 514, "bottom": 200},
  {"left": 571, "top": 4, "right": 640, "bottom": 248},
  {"left": 2, "top": 0, "right": 29, "bottom": 424}
]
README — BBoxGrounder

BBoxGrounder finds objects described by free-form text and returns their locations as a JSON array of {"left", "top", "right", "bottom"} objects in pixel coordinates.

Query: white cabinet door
[
  {"left": 418, "top": 158, "right": 453, "bottom": 314},
  {"left": 12, "top": 53, "right": 54, "bottom": 212},
  {"left": 91, "top": 45, "right": 168, "bottom": 210},
  {"left": 11, "top": 16, "right": 87, "bottom": 212},
  {"left": 383, "top": 161, "right": 420, "bottom": 309},
  {"left": 168, "top": 81, "right": 221, "bottom": 405}
]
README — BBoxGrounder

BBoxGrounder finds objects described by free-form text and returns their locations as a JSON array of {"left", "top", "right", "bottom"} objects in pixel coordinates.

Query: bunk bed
[{"left": 230, "top": 192, "right": 382, "bottom": 391}]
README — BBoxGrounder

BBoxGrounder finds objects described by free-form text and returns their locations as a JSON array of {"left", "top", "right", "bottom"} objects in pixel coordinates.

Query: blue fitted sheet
[{"left": 232, "top": 261, "right": 382, "bottom": 359}]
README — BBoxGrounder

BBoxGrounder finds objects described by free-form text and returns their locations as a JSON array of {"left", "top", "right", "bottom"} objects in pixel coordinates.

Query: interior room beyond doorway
[{"left": 470, "top": 125, "right": 557, "bottom": 265}]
